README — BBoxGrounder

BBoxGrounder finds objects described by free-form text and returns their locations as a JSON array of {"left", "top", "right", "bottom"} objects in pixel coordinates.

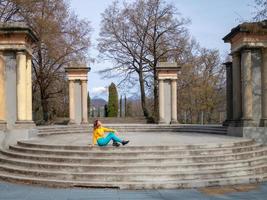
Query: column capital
[
  {"left": 231, "top": 51, "right": 241, "bottom": 57},
  {"left": 223, "top": 62, "right": 232, "bottom": 68},
  {"left": 16, "top": 51, "right": 26, "bottom": 55},
  {"left": 241, "top": 48, "right": 252, "bottom": 53}
]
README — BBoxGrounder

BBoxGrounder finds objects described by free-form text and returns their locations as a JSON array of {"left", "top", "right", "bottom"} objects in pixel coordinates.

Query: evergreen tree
[
  {"left": 107, "top": 83, "right": 118, "bottom": 117},
  {"left": 104, "top": 104, "right": 108, "bottom": 117}
]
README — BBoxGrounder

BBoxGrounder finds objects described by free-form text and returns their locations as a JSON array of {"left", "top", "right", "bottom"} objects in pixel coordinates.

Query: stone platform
[
  {"left": 30, "top": 131, "right": 246, "bottom": 146},
  {"left": 0, "top": 125, "right": 266, "bottom": 189}
]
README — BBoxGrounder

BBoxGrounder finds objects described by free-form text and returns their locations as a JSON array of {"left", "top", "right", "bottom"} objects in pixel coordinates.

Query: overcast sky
[{"left": 69, "top": 0, "right": 255, "bottom": 99}]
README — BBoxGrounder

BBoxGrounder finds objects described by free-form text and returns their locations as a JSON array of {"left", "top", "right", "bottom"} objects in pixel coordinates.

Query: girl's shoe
[
  {"left": 112, "top": 142, "right": 120, "bottom": 147},
  {"left": 122, "top": 140, "right": 129, "bottom": 146}
]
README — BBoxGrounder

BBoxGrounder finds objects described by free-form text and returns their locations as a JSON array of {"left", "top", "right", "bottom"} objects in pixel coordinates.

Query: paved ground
[
  {"left": 29, "top": 132, "right": 247, "bottom": 146},
  {"left": 0, "top": 181, "right": 267, "bottom": 200}
]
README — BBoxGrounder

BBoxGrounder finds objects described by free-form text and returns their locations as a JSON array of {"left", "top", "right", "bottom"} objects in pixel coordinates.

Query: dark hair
[{"left": 93, "top": 120, "right": 99, "bottom": 130}]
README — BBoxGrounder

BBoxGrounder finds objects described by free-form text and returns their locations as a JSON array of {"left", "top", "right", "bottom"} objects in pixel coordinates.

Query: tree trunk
[
  {"left": 139, "top": 72, "right": 149, "bottom": 118},
  {"left": 40, "top": 85, "right": 49, "bottom": 122},
  {"left": 41, "top": 98, "right": 49, "bottom": 122}
]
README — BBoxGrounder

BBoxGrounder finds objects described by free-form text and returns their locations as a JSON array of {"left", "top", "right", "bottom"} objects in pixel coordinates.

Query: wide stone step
[
  {"left": 0, "top": 164, "right": 266, "bottom": 182},
  {"left": 8, "top": 144, "right": 263, "bottom": 157},
  {"left": 37, "top": 127, "right": 227, "bottom": 131},
  {"left": 0, "top": 171, "right": 266, "bottom": 189},
  {"left": 16, "top": 140, "right": 255, "bottom": 151},
  {"left": 36, "top": 125, "right": 228, "bottom": 133},
  {"left": 1, "top": 155, "right": 265, "bottom": 173},
  {"left": 37, "top": 130, "right": 227, "bottom": 137},
  {"left": 1, "top": 148, "right": 266, "bottom": 164}
]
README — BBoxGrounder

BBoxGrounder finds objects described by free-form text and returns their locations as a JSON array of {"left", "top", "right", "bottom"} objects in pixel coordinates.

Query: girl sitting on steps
[{"left": 92, "top": 119, "right": 129, "bottom": 147}]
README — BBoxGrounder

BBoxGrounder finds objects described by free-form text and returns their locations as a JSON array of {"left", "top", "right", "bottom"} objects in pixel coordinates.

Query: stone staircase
[
  {"left": 0, "top": 137, "right": 267, "bottom": 189},
  {"left": 36, "top": 124, "right": 228, "bottom": 136}
]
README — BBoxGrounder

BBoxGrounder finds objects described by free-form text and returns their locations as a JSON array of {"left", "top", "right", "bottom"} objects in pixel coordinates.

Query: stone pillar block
[
  {"left": 0, "top": 51, "right": 6, "bottom": 126},
  {"left": 241, "top": 49, "right": 253, "bottom": 126},
  {"left": 261, "top": 48, "right": 267, "bottom": 127},
  {"left": 232, "top": 53, "right": 242, "bottom": 124},
  {"left": 223, "top": 62, "right": 233, "bottom": 126},
  {"left": 26, "top": 55, "right": 33, "bottom": 122},
  {"left": 171, "top": 79, "right": 178, "bottom": 124},
  {"left": 81, "top": 80, "right": 88, "bottom": 124},
  {"left": 65, "top": 66, "right": 90, "bottom": 125},
  {"left": 16, "top": 51, "right": 27, "bottom": 122},
  {"left": 68, "top": 80, "right": 75, "bottom": 124}
]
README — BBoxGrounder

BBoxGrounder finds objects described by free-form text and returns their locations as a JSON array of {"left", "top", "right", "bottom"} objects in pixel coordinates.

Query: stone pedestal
[
  {"left": 0, "top": 23, "right": 37, "bottom": 129},
  {"left": 156, "top": 61, "right": 180, "bottom": 124},
  {"left": 0, "top": 22, "right": 38, "bottom": 149},
  {"left": 223, "top": 20, "right": 267, "bottom": 143},
  {"left": 65, "top": 66, "right": 90, "bottom": 125}
]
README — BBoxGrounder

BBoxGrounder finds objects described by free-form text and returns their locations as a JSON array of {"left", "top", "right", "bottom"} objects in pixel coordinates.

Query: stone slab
[
  {"left": 0, "top": 181, "right": 267, "bottom": 200},
  {"left": 27, "top": 132, "right": 248, "bottom": 146},
  {"left": 0, "top": 128, "right": 38, "bottom": 150},
  {"left": 228, "top": 126, "right": 267, "bottom": 144}
]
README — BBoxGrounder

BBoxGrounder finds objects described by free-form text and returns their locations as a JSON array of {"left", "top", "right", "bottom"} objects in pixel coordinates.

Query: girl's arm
[
  {"left": 92, "top": 132, "right": 97, "bottom": 145},
  {"left": 102, "top": 127, "right": 116, "bottom": 133}
]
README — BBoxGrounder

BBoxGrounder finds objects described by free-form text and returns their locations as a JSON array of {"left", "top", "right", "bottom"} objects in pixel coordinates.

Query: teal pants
[{"left": 97, "top": 132, "right": 122, "bottom": 146}]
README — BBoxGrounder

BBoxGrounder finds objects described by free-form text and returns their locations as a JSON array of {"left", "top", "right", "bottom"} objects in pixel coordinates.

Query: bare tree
[
  {"left": 253, "top": 0, "right": 267, "bottom": 21},
  {"left": 98, "top": 0, "right": 189, "bottom": 120}
]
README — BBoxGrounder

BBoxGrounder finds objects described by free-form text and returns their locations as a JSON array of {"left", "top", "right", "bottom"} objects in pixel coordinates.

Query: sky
[{"left": 69, "top": 0, "right": 255, "bottom": 99}]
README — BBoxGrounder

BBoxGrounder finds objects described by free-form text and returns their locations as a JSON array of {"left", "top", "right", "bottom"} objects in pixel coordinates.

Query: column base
[
  {"left": 81, "top": 121, "right": 88, "bottom": 125},
  {"left": 68, "top": 119, "right": 76, "bottom": 125},
  {"left": 240, "top": 118, "right": 254, "bottom": 127},
  {"left": 158, "top": 120, "right": 166, "bottom": 124},
  {"left": 227, "top": 119, "right": 242, "bottom": 127},
  {"left": 0, "top": 120, "right": 7, "bottom": 130},
  {"left": 170, "top": 120, "right": 179, "bottom": 124},
  {"left": 15, "top": 120, "right": 36, "bottom": 128},
  {"left": 223, "top": 119, "right": 234, "bottom": 126},
  {"left": 260, "top": 118, "right": 267, "bottom": 127}
]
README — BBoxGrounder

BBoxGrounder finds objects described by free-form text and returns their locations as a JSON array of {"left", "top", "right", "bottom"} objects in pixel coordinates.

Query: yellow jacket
[{"left": 92, "top": 127, "right": 115, "bottom": 145}]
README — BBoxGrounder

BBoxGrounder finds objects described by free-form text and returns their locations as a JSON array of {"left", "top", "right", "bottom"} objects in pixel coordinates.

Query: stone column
[
  {"left": 224, "top": 62, "right": 233, "bottom": 125},
  {"left": 81, "top": 80, "right": 88, "bottom": 124},
  {"left": 69, "top": 80, "right": 75, "bottom": 124},
  {"left": 261, "top": 48, "right": 267, "bottom": 126},
  {"left": 232, "top": 52, "right": 242, "bottom": 123},
  {"left": 26, "top": 55, "right": 32, "bottom": 121},
  {"left": 0, "top": 52, "right": 6, "bottom": 128},
  {"left": 158, "top": 79, "right": 165, "bottom": 123},
  {"left": 16, "top": 51, "right": 27, "bottom": 122},
  {"left": 241, "top": 49, "right": 253, "bottom": 125},
  {"left": 171, "top": 79, "right": 178, "bottom": 124}
]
